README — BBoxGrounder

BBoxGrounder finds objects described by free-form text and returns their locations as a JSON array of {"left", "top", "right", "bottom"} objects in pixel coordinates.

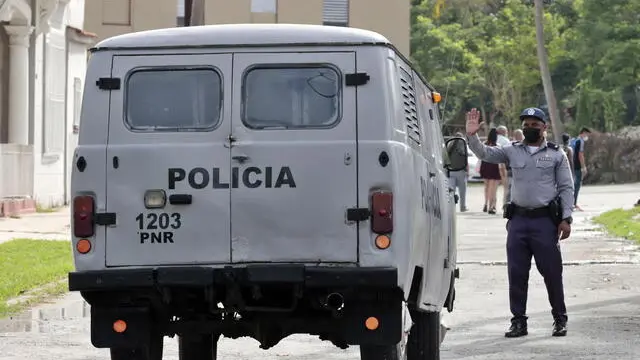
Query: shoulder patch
[{"left": 546, "top": 142, "right": 559, "bottom": 150}]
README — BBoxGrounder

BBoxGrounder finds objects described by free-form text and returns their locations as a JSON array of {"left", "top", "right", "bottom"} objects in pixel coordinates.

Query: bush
[{"left": 582, "top": 128, "right": 640, "bottom": 185}]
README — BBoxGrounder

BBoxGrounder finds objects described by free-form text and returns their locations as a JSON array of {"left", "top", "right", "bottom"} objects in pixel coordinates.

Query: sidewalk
[{"left": 0, "top": 206, "right": 70, "bottom": 244}]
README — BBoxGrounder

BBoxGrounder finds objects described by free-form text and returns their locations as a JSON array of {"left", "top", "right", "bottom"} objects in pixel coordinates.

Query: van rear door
[
  {"left": 229, "top": 52, "right": 358, "bottom": 263},
  {"left": 105, "top": 54, "right": 232, "bottom": 267}
]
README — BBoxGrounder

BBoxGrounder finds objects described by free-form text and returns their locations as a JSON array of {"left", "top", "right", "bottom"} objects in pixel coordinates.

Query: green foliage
[
  {"left": 593, "top": 207, "right": 640, "bottom": 244},
  {"left": 410, "top": 0, "right": 640, "bottom": 134},
  {"left": 0, "top": 239, "right": 73, "bottom": 317}
]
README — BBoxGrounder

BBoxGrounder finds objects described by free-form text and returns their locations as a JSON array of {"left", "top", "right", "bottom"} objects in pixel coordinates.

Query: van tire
[
  {"left": 178, "top": 334, "right": 219, "bottom": 360},
  {"left": 110, "top": 336, "right": 163, "bottom": 360},
  {"left": 407, "top": 310, "right": 440, "bottom": 360},
  {"left": 360, "top": 344, "right": 402, "bottom": 360}
]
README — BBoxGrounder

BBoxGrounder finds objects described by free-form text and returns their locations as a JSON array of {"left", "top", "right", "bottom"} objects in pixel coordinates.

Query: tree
[{"left": 534, "top": 0, "right": 564, "bottom": 142}]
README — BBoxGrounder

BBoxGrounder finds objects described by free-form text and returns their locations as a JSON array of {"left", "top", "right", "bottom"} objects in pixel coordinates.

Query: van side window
[
  {"left": 125, "top": 68, "right": 222, "bottom": 131},
  {"left": 398, "top": 68, "right": 421, "bottom": 147},
  {"left": 242, "top": 66, "right": 340, "bottom": 129}
]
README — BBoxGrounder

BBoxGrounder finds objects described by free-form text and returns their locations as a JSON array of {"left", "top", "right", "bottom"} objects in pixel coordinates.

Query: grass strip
[
  {"left": 592, "top": 207, "right": 640, "bottom": 243},
  {"left": 0, "top": 239, "right": 73, "bottom": 317}
]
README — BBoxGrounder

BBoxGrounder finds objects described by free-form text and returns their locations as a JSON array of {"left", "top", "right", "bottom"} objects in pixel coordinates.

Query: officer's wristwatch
[{"left": 562, "top": 216, "right": 573, "bottom": 224}]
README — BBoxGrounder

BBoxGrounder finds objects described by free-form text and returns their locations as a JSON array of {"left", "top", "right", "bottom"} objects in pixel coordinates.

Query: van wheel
[
  {"left": 178, "top": 333, "right": 219, "bottom": 360},
  {"left": 110, "top": 336, "right": 163, "bottom": 360},
  {"left": 407, "top": 310, "right": 440, "bottom": 360},
  {"left": 360, "top": 344, "right": 402, "bottom": 360}
]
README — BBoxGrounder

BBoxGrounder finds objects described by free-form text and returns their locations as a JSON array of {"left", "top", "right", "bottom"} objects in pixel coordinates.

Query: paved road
[{"left": 1, "top": 184, "right": 640, "bottom": 360}]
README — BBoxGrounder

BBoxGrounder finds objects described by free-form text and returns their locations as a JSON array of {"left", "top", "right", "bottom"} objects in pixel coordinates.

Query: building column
[{"left": 4, "top": 25, "right": 33, "bottom": 145}]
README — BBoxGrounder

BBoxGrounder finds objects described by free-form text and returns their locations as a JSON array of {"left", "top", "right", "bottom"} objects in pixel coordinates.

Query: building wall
[
  {"left": 277, "top": 0, "right": 323, "bottom": 25},
  {"left": 85, "top": 0, "right": 411, "bottom": 56},
  {"left": 84, "top": 0, "right": 175, "bottom": 43},
  {"left": 349, "top": 0, "right": 411, "bottom": 57}
]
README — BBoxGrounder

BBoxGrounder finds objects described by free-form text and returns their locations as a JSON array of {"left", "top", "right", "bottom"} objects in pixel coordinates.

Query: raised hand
[{"left": 465, "top": 108, "right": 484, "bottom": 136}]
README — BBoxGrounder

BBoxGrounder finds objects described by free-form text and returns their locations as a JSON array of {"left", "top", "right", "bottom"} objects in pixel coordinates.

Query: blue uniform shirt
[{"left": 467, "top": 134, "right": 574, "bottom": 219}]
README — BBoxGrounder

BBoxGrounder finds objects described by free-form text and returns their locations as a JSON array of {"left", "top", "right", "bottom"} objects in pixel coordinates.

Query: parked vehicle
[
  {"left": 67, "top": 23, "right": 468, "bottom": 360},
  {"left": 467, "top": 146, "right": 483, "bottom": 182}
]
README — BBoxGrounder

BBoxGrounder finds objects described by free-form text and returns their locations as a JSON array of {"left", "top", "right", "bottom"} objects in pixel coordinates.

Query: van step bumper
[{"left": 68, "top": 265, "right": 398, "bottom": 291}]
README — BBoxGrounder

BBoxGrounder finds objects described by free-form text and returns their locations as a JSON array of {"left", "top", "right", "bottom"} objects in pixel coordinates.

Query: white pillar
[{"left": 4, "top": 25, "right": 33, "bottom": 145}]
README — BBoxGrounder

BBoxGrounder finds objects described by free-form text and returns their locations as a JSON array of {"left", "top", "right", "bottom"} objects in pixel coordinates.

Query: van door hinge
[
  {"left": 346, "top": 207, "right": 371, "bottom": 222},
  {"left": 345, "top": 72, "right": 370, "bottom": 86},
  {"left": 95, "top": 212, "right": 116, "bottom": 226},
  {"left": 96, "top": 77, "right": 121, "bottom": 90}
]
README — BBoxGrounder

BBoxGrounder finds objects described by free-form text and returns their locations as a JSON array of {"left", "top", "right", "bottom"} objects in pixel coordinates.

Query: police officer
[{"left": 465, "top": 107, "right": 574, "bottom": 338}]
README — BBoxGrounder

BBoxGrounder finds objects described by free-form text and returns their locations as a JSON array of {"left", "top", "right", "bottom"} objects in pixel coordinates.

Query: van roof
[{"left": 92, "top": 23, "right": 391, "bottom": 51}]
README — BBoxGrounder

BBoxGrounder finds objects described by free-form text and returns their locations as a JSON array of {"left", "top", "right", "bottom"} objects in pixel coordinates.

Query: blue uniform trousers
[{"left": 506, "top": 215, "right": 567, "bottom": 323}]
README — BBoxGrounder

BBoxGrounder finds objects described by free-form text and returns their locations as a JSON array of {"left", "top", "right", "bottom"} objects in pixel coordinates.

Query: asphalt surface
[{"left": 1, "top": 183, "right": 640, "bottom": 360}]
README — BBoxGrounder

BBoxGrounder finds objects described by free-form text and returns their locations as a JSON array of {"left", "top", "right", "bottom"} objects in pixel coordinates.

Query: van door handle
[{"left": 232, "top": 154, "right": 249, "bottom": 163}]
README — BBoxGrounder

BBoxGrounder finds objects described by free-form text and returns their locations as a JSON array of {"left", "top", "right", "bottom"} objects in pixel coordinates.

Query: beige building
[{"left": 84, "top": 0, "right": 410, "bottom": 56}]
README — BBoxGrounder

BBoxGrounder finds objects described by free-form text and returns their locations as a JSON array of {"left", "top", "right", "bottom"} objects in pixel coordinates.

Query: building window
[
  {"left": 242, "top": 66, "right": 341, "bottom": 130},
  {"left": 73, "top": 78, "right": 82, "bottom": 134},
  {"left": 102, "top": 0, "right": 131, "bottom": 26},
  {"left": 43, "top": 30, "right": 66, "bottom": 155},
  {"left": 251, "top": 0, "right": 276, "bottom": 13},
  {"left": 125, "top": 68, "right": 223, "bottom": 132},
  {"left": 323, "top": 0, "right": 349, "bottom": 26}
]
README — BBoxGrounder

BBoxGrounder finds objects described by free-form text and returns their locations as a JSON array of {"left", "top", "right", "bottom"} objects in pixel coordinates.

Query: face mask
[
  {"left": 522, "top": 128, "right": 541, "bottom": 143},
  {"left": 583, "top": 136, "right": 589, "bottom": 141}
]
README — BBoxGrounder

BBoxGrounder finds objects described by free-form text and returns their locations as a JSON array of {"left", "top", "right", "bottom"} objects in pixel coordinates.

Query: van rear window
[
  {"left": 242, "top": 66, "right": 340, "bottom": 129},
  {"left": 125, "top": 68, "right": 222, "bottom": 131}
]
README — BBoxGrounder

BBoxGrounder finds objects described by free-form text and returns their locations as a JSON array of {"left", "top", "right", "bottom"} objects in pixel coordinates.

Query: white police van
[{"left": 68, "top": 23, "right": 468, "bottom": 360}]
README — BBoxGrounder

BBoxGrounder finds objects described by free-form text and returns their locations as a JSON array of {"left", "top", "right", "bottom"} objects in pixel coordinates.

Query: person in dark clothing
[{"left": 571, "top": 127, "right": 591, "bottom": 210}]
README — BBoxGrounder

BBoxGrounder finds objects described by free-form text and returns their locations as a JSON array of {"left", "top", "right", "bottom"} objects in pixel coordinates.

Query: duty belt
[{"left": 512, "top": 204, "right": 551, "bottom": 218}]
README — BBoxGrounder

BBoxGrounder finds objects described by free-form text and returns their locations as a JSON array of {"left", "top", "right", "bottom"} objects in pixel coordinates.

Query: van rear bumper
[
  {"left": 69, "top": 266, "right": 402, "bottom": 349},
  {"left": 68, "top": 265, "right": 398, "bottom": 290}
]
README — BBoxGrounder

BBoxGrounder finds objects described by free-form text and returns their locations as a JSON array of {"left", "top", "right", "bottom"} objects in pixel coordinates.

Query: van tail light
[
  {"left": 371, "top": 191, "right": 393, "bottom": 234},
  {"left": 73, "top": 195, "right": 95, "bottom": 238}
]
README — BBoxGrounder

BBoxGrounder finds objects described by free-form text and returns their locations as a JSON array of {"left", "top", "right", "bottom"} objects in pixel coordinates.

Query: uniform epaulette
[
  {"left": 511, "top": 141, "right": 521, "bottom": 146},
  {"left": 546, "top": 142, "right": 559, "bottom": 150}
]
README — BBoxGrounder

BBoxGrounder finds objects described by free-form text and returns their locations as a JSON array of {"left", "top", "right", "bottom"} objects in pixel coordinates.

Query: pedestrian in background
[
  {"left": 448, "top": 132, "right": 469, "bottom": 212},
  {"left": 479, "top": 128, "right": 501, "bottom": 214},
  {"left": 513, "top": 129, "right": 524, "bottom": 142},
  {"left": 571, "top": 127, "right": 591, "bottom": 210},
  {"left": 496, "top": 125, "right": 511, "bottom": 210},
  {"left": 465, "top": 107, "right": 574, "bottom": 338},
  {"left": 561, "top": 133, "right": 574, "bottom": 175}
]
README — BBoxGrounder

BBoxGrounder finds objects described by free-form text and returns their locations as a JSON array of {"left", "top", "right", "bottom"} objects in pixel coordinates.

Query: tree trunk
[
  {"left": 534, "top": 0, "right": 564, "bottom": 144},
  {"left": 190, "top": 0, "right": 205, "bottom": 26}
]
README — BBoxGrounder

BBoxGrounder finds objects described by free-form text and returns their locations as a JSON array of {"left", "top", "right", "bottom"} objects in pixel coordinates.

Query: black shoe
[
  {"left": 552, "top": 320, "right": 567, "bottom": 337},
  {"left": 483, "top": 205, "right": 487, "bottom": 212},
  {"left": 505, "top": 320, "right": 528, "bottom": 338}
]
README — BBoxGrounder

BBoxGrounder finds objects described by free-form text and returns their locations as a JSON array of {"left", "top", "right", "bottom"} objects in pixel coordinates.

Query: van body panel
[
  {"left": 104, "top": 54, "right": 233, "bottom": 267},
  {"left": 414, "top": 74, "right": 450, "bottom": 311},
  {"left": 229, "top": 52, "right": 358, "bottom": 263},
  {"left": 71, "top": 53, "right": 111, "bottom": 272}
]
